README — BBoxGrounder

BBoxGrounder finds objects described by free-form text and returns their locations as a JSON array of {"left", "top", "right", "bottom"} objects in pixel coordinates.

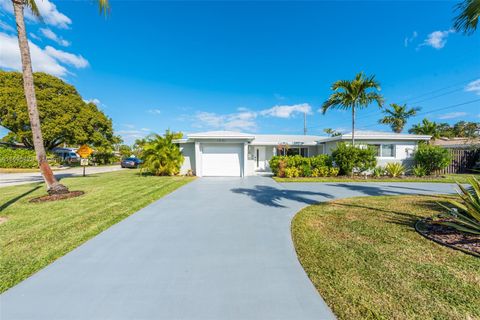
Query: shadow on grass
[{"left": 0, "top": 185, "right": 41, "bottom": 212}]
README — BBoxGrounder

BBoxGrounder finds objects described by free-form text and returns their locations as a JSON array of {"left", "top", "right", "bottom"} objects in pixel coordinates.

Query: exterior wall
[{"left": 179, "top": 142, "right": 195, "bottom": 175}]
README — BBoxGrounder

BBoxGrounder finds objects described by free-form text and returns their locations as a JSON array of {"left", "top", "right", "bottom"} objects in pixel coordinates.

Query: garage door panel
[{"left": 201, "top": 144, "right": 242, "bottom": 177}]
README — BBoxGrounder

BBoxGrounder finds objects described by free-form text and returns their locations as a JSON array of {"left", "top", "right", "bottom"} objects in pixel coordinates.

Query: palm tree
[
  {"left": 453, "top": 0, "right": 480, "bottom": 35},
  {"left": 409, "top": 118, "right": 440, "bottom": 139},
  {"left": 321, "top": 72, "right": 384, "bottom": 145},
  {"left": 140, "top": 131, "right": 184, "bottom": 176},
  {"left": 378, "top": 103, "right": 420, "bottom": 133},
  {"left": 11, "top": 0, "right": 109, "bottom": 194}
]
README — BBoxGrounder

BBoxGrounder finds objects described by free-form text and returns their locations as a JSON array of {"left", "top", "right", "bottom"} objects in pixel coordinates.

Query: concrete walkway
[
  {"left": 0, "top": 177, "right": 455, "bottom": 320},
  {"left": 0, "top": 165, "right": 124, "bottom": 188}
]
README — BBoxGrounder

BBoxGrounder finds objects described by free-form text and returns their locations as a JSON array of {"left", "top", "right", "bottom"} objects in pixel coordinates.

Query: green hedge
[
  {"left": 332, "top": 143, "right": 377, "bottom": 175},
  {"left": 269, "top": 154, "right": 337, "bottom": 178},
  {"left": 414, "top": 144, "right": 452, "bottom": 175},
  {"left": 0, "top": 147, "right": 57, "bottom": 168}
]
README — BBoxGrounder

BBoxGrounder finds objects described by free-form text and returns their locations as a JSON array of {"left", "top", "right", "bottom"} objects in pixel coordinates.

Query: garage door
[{"left": 201, "top": 144, "right": 243, "bottom": 177}]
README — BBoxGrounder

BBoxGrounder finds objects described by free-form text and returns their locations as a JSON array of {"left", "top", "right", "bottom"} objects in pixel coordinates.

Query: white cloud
[
  {"left": 0, "top": 0, "right": 71, "bottom": 29},
  {"left": 0, "top": 32, "right": 67, "bottom": 76},
  {"left": 0, "top": 19, "right": 14, "bottom": 32},
  {"left": 404, "top": 31, "right": 418, "bottom": 47},
  {"left": 465, "top": 79, "right": 480, "bottom": 95},
  {"left": 84, "top": 98, "right": 101, "bottom": 105},
  {"left": 29, "top": 32, "right": 42, "bottom": 41},
  {"left": 437, "top": 112, "right": 468, "bottom": 119},
  {"left": 260, "top": 103, "right": 312, "bottom": 118},
  {"left": 420, "top": 29, "right": 454, "bottom": 49},
  {"left": 141, "top": 128, "right": 151, "bottom": 132},
  {"left": 39, "top": 28, "right": 70, "bottom": 46},
  {"left": 147, "top": 109, "right": 162, "bottom": 115},
  {"left": 44, "top": 46, "right": 88, "bottom": 68},
  {"left": 194, "top": 111, "right": 257, "bottom": 132}
]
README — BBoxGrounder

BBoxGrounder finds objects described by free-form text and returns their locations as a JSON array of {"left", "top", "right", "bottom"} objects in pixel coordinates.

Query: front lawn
[
  {"left": 292, "top": 195, "right": 480, "bottom": 320},
  {"left": 0, "top": 170, "right": 193, "bottom": 293},
  {"left": 276, "top": 173, "right": 480, "bottom": 183}
]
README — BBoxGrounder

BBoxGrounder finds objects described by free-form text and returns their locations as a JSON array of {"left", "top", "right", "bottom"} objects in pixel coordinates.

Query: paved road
[
  {"left": 1, "top": 177, "right": 455, "bottom": 320},
  {"left": 0, "top": 165, "right": 124, "bottom": 188}
]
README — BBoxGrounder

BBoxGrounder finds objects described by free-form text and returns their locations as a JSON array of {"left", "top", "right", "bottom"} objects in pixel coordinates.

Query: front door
[{"left": 254, "top": 146, "right": 266, "bottom": 171}]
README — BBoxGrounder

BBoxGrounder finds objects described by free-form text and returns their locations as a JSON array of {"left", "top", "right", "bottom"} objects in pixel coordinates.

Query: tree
[
  {"left": 323, "top": 128, "right": 342, "bottom": 137},
  {"left": 378, "top": 103, "right": 420, "bottom": 133},
  {"left": 453, "top": 0, "right": 480, "bottom": 35},
  {"left": 321, "top": 72, "right": 384, "bottom": 145},
  {"left": 140, "top": 131, "right": 184, "bottom": 176},
  {"left": 0, "top": 71, "right": 117, "bottom": 150},
  {"left": 10, "top": 0, "right": 109, "bottom": 194},
  {"left": 409, "top": 118, "right": 440, "bottom": 139},
  {"left": 453, "top": 121, "right": 480, "bottom": 137}
]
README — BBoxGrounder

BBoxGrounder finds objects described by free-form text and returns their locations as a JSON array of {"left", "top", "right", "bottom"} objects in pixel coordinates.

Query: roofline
[{"left": 318, "top": 134, "right": 431, "bottom": 143}]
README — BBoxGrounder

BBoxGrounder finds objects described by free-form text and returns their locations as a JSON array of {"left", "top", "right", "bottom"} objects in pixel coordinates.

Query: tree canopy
[
  {"left": 409, "top": 118, "right": 480, "bottom": 139},
  {"left": 0, "top": 71, "right": 119, "bottom": 150}
]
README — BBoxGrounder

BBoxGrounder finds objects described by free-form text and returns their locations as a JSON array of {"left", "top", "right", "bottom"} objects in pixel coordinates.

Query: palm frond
[{"left": 453, "top": 0, "right": 480, "bottom": 35}]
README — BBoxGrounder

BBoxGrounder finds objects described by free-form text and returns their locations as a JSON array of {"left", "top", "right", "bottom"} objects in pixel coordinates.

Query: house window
[
  {"left": 277, "top": 147, "right": 309, "bottom": 157},
  {"left": 369, "top": 144, "right": 395, "bottom": 158}
]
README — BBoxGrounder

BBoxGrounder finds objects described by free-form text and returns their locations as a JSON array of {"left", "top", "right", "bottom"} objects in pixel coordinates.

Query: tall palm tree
[
  {"left": 321, "top": 72, "right": 384, "bottom": 145},
  {"left": 453, "top": 0, "right": 480, "bottom": 35},
  {"left": 409, "top": 118, "right": 440, "bottom": 139},
  {"left": 12, "top": 0, "right": 109, "bottom": 194},
  {"left": 378, "top": 103, "right": 420, "bottom": 133}
]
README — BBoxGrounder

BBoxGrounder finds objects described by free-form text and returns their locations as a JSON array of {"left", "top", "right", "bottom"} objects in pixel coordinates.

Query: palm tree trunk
[
  {"left": 351, "top": 104, "right": 355, "bottom": 145},
  {"left": 13, "top": 1, "right": 69, "bottom": 195}
]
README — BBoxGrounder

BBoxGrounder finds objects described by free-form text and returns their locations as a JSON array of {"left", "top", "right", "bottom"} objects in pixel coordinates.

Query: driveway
[
  {"left": 1, "top": 177, "right": 455, "bottom": 320},
  {"left": 0, "top": 165, "right": 124, "bottom": 188}
]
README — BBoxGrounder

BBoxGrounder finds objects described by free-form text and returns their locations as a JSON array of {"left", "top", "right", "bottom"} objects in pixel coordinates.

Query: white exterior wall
[{"left": 179, "top": 142, "right": 195, "bottom": 175}]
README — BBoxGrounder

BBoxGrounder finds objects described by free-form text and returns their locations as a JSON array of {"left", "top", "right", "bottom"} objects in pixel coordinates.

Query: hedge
[
  {"left": 0, "top": 147, "right": 57, "bottom": 168},
  {"left": 269, "top": 154, "right": 337, "bottom": 178}
]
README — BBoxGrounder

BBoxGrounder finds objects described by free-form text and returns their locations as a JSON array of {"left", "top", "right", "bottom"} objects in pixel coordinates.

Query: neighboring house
[
  {"left": 433, "top": 137, "right": 480, "bottom": 149},
  {"left": 176, "top": 130, "right": 431, "bottom": 177}
]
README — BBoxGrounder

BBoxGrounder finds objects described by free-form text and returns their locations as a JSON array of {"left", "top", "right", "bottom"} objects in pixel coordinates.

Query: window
[
  {"left": 368, "top": 144, "right": 395, "bottom": 158},
  {"left": 277, "top": 147, "right": 309, "bottom": 157}
]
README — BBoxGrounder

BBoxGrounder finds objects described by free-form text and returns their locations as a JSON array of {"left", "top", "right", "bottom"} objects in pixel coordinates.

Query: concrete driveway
[
  {"left": 0, "top": 165, "right": 124, "bottom": 188},
  {"left": 1, "top": 177, "right": 455, "bottom": 320}
]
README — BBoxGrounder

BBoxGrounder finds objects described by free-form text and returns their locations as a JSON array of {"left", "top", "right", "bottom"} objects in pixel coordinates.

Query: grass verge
[
  {"left": 0, "top": 170, "right": 194, "bottom": 293},
  {"left": 292, "top": 195, "right": 480, "bottom": 320},
  {"left": 275, "top": 173, "right": 480, "bottom": 183}
]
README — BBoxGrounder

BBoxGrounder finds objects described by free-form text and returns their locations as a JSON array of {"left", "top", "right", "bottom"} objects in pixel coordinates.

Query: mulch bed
[
  {"left": 416, "top": 217, "right": 480, "bottom": 257},
  {"left": 29, "top": 191, "right": 85, "bottom": 203}
]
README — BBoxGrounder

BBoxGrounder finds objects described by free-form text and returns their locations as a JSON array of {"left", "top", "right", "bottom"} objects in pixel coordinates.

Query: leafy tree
[
  {"left": 118, "top": 145, "right": 133, "bottom": 158},
  {"left": 140, "top": 131, "right": 184, "bottom": 176},
  {"left": 10, "top": 0, "right": 109, "bottom": 194},
  {"left": 409, "top": 118, "right": 440, "bottom": 139},
  {"left": 323, "top": 128, "right": 342, "bottom": 137},
  {"left": 332, "top": 142, "right": 377, "bottom": 176},
  {"left": 414, "top": 144, "right": 452, "bottom": 175},
  {"left": 378, "top": 103, "right": 420, "bottom": 133},
  {"left": 322, "top": 72, "right": 384, "bottom": 145},
  {"left": 453, "top": 121, "right": 480, "bottom": 137},
  {"left": 453, "top": 0, "right": 480, "bottom": 35},
  {"left": 0, "top": 71, "right": 117, "bottom": 150}
]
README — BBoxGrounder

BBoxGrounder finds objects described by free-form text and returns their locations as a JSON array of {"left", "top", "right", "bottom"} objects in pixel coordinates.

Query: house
[{"left": 176, "top": 130, "right": 431, "bottom": 177}]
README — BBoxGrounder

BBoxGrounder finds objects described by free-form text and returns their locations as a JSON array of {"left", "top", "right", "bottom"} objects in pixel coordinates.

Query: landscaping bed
[
  {"left": 292, "top": 195, "right": 480, "bottom": 320},
  {"left": 0, "top": 170, "right": 194, "bottom": 293},
  {"left": 275, "top": 173, "right": 480, "bottom": 183}
]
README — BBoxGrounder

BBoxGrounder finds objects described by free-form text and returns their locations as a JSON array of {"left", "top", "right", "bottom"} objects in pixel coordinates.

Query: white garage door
[{"left": 201, "top": 144, "right": 243, "bottom": 177}]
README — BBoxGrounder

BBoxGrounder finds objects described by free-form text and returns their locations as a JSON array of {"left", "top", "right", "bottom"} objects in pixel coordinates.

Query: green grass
[
  {"left": 0, "top": 170, "right": 193, "bottom": 293},
  {"left": 275, "top": 173, "right": 480, "bottom": 183},
  {"left": 292, "top": 195, "right": 480, "bottom": 320}
]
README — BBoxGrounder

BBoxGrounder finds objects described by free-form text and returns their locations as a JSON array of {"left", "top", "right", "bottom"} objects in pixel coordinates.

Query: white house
[{"left": 176, "top": 130, "right": 431, "bottom": 177}]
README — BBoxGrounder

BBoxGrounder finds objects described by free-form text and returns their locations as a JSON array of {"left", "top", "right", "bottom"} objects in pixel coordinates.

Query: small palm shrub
[
  {"left": 437, "top": 177, "right": 480, "bottom": 235},
  {"left": 385, "top": 162, "right": 405, "bottom": 177},
  {"left": 372, "top": 166, "right": 385, "bottom": 178},
  {"left": 284, "top": 167, "right": 300, "bottom": 178},
  {"left": 414, "top": 144, "right": 452, "bottom": 175},
  {"left": 412, "top": 165, "right": 427, "bottom": 177},
  {"left": 140, "top": 131, "right": 184, "bottom": 176}
]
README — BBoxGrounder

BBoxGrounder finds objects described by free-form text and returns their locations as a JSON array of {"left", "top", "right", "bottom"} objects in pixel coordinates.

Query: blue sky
[{"left": 1, "top": 0, "right": 479, "bottom": 144}]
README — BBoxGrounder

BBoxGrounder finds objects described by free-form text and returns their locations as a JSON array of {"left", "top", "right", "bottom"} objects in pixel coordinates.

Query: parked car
[{"left": 121, "top": 157, "right": 142, "bottom": 168}]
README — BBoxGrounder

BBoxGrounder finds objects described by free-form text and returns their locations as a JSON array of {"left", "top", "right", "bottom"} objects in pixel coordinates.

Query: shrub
[
  {"left": 332, "top": 143, "right": 377, "bottom": 175},
  {"left": 284, "top": 167, "right": 300, "bottom": 178},
  {"left": 310, "top": 154, "right": 333, "bottom": 169},
  {"left": 436, "top": 177, "right": 480, "bottom": 235},
  {"left": 412, "top": 164, "right": 427, "bottom": 177},
  {"left": 140, "top": 131, "right": 184, "bottom": 176},
  {"left": 300, "top": 164, "right": 312, "bottom": 177},
  {"left": 372, "top": 166, "right": 385, "bottom": 178},
  {"left": 0, "top": 147, "right": 57, "bottom": 168},
  {"left": 269, "top": 156, "right": 284, "bottom": 175},
  {"left": 329, "top": 167, "right": 340, "bottom": 177},
  {"left": 385, "top": 162, "right": 405, "bottom": 177},
  {"left": 414, "top": 144, "right": 452, "bottom": 175}
]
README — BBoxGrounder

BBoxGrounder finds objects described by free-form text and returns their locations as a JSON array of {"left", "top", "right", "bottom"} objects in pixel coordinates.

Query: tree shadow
[
  {"left": 0, "top": 185, "right": 41, "bottom": 212},
  {"left": 324, "top": 183, "right": 450, "bottom": 197},
  {"left": 231, "top": 185, "right": 334, "bottom": 207}
]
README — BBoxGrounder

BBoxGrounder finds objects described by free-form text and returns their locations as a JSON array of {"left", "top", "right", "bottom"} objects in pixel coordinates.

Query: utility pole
[{"left": 303, "top": 112, "right": 307, "bottom": 135}]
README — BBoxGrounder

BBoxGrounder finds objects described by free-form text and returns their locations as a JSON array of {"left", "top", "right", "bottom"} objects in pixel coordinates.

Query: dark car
[{"left": 121, "top": 157, "right": 143, "bottom": 168}]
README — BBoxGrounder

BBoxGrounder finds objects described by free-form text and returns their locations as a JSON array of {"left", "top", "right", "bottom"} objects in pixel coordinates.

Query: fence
[{"left": 437, "top": 147, "right": 480, "bottom": 174}]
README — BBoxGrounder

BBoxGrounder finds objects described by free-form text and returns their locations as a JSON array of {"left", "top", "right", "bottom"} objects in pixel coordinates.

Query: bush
[
  {"left": 140, "top": 131, "right": 184, "bottom": 176},
  {"left": 300, "top": 164, "right": 312, "bottom": 177},
  {"left": 385, "top": 162, "right": 405, "bottom": 177},
  {"left": 329, "top": 167, "right": 340, "bottom": 177},
  {"left": 0, "top": 147, "right": 57, "bottom": 168},
  {"left": 373, "top": 166, "right": 385, "bottom": 178},
  {"left": 284, "top": 167, "right": 300, "bottom": 178},
  {"left": 310, "top": 154, "right": 333, "bottom": 169},
  {"left": 332, "top": 143, "right": 377, "bottom": 175},
  {"left": 414, "top": 144, "right": 452, "bottom": 175},
  {"left": 412, "top": 165, "right": 427, "bottom": 177}
]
